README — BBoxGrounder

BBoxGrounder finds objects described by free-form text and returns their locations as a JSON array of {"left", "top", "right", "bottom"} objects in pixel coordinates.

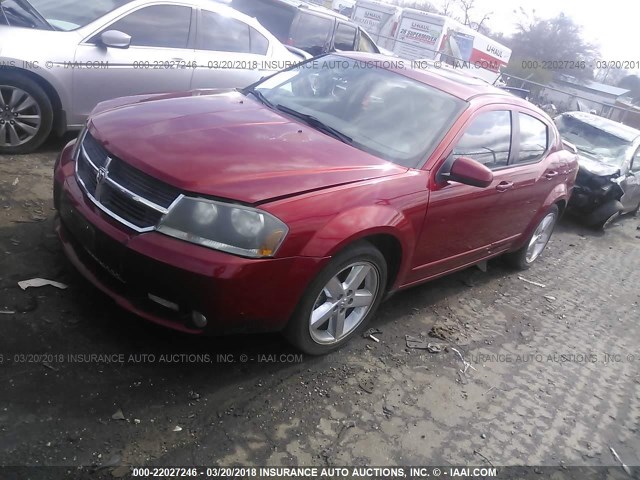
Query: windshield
[
  {"left": 555, "top": 115, "right": 632, "bottom": 167},
  {"left": 249, "top": 56, "right": 464, "bottom": 167},
  {"left": 1, "top": 0, "right": 131, "bottom": 30}
]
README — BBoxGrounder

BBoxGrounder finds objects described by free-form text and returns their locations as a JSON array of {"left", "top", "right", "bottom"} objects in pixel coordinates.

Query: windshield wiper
[
  {"left": 276, "top": 104, "right": 353, "bottom": 145},
  {"left": 245, "top": 88, "right": 274, "bottom": 109}
]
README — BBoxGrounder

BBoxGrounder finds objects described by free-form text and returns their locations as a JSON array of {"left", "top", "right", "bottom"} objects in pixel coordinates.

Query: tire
[
  {"left": 0, "top": 72, "right": 54, "bottom": 154},
  {"left": 284, "top": 241, "right": 387, "bottom": 355},
  {"left": 586, "top": 200, "right": 622, "bottom": 230},
  {"left": 505, "top": 205, "right": 559, "bottom": 270}
]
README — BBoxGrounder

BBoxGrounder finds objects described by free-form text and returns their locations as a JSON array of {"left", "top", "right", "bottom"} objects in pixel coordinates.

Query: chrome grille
[{"left": 75, "top": 131, "right": 181, "bottom": 232}]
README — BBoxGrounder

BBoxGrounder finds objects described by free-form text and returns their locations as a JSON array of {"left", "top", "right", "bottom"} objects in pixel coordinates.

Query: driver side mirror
[
  {"left": 441, "top": 156, "right": 494, "bottom": 188},
  {"left": 100, "top": 30, "right": 131, "bottom": 49}
]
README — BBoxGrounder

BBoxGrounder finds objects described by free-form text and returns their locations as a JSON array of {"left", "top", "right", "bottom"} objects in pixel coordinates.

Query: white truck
[
  {"left": 351, "top": 2, "right": 511, "bottom": 83},
  {"left": 350, "top": 0, "right": 402, "bottom": 51}
]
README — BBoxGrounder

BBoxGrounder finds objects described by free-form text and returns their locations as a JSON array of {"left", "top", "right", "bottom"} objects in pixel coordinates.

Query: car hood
[
  {"left": 576, "top": 154, "right": 620, "bottom": 178},
  {"left": 88, "top": 90, "right": 406, "bottom": 204}
]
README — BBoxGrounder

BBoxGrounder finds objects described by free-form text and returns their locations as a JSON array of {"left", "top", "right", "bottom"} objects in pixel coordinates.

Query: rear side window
[
  {"left": 334, "top": 23, "right": 356, "bottom": 51},
  {"left": 230, "top": 0, "right": 295, "bottom": 41},
  {"left": 200, "top": 11, "right": 250, "bottom": 53},
  {"left": 103, "top": 5, "right": 192, "bottom": 48},
  {"left": 453, "top": 111, "right": 512, "bottom": 170},
  {"left": 291, "top": 13, "right": 333, "bottom": 55},
  {"left": 250, "top": 28, "right": 269, "bottom": 55},
  {"left": 358, "top": 30, "right": 379, "bottom": 53},
  {"left": 516, "top": 113, "right": 548, "bottom": 164}
]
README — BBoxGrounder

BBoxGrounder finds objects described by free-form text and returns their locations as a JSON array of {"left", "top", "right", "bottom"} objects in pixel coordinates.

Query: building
[{"left": 543, "top": 74, "right": 630, "bottom": 117}]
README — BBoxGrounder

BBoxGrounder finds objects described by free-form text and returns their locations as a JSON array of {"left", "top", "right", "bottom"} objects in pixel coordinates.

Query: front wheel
[
  {"left": 586, "top": 200, "right": 623, "bottom": 230},
  {"left": 505, "top": 205, "right": 559, "bottom": 270},
  {"left": 0, "top": 73, "right": 54, "bottom": 154},
  {"left": 284, "top": 242, "right": 387, "bottom": 355}
]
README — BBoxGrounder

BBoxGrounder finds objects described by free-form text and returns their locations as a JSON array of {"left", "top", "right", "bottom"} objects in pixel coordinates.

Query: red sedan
[{"left": 53, "top": 54, "right": 578, "bottom": 354}]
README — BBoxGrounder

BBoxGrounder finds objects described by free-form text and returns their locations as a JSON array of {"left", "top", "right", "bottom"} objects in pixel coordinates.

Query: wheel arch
[
  {"left": 0, "top": 68, "right": 66, "bottom": 136},
  {"left": 298, "top": 204, "right": 414, "bottom": 292},
  {"left": 509, "top": 187, "right": 567, "bottom": 252}
]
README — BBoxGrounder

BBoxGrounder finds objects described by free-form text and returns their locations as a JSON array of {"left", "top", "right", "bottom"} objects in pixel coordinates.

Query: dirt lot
[{"left": 1, "top": 135, "right": 639, "bottom": 475}]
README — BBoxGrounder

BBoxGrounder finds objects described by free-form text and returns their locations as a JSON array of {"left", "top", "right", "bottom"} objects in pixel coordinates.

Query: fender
[
  {"left": 0, "top": 63, "right": 73, "bottom": 117},
  {"left": 299, "top": 204, "right": 417, "bottom": 285}
]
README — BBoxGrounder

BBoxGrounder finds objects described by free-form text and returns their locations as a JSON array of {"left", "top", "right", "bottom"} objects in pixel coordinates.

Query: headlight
[{"left": 157, "top": 196, "right": 288, "bottom": 258}]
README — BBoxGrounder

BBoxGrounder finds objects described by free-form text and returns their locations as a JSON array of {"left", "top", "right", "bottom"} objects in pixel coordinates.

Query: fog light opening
[{"left": 191, "top": 311, "right": 208, "bottom": 329}]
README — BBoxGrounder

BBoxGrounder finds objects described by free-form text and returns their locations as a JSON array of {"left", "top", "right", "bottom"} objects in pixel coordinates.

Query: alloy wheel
[
  {"left": 309, "top": 261, "right": 380, "bottom": 345},
  {"left": 0, "top": 86, "right": 42, "bottom": 147},
  {"left": 525, "top": 211, "right": 557, "bottom": 263}
]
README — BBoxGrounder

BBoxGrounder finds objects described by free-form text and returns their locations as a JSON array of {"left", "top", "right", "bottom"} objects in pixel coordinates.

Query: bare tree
[
  {"left": 440, "top": 0, "right": 454, "bottom": 17},
  {"left": 456, "top": 0, "right": 491, "bottom": 31}
]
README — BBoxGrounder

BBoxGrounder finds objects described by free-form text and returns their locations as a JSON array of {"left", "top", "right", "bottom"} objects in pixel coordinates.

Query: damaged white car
[{"left": 556, "top": 112, "right": 640, "bottom": 229}]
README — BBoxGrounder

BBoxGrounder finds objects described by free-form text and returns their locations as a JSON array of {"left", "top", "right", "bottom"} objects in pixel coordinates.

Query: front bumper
[{"left": 53, "top": 140, "right": 327, "bottom": 335}]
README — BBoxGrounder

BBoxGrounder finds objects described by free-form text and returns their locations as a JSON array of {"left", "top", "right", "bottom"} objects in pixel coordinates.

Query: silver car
[
  {"left": 556, "top": 112, "right": 640, "bottom": 228},
  {"left": 0, "top": 0, "right": 300, "bottom": 154}
]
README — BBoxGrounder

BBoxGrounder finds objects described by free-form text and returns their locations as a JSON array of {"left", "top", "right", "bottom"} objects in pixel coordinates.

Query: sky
[{"left": 424, "top": 0, "right": 640, "bottom": 64}]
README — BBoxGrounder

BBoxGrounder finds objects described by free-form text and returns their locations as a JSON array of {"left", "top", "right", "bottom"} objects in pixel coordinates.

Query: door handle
[
  {"left": 496, "top": 181, "right": 514, "bottom": 192},
  {"left": 545, "top": 171, "right": 559, "bottom": 179}
]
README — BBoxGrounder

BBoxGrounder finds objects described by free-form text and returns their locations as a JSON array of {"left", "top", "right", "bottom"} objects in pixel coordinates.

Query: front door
[
  {"left": 73, "top": 4, "right": 195, "bottom": 120},
  {"left": 409, "top": 108, "right": 516, "bottom": 282}
]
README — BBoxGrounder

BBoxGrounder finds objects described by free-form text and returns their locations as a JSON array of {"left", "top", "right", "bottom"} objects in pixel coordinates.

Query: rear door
[
  {"left": 191, "top": 9, "right": 272, "bottom": 89},
  {"left": 73, "top": 4, "right": 195, "bottom": 119},
  {"left": 491, "top": 109, "right": 564, "bottom": 246},
  {"left": 290, "top": 12, "right": 334, "bottom": 55}
]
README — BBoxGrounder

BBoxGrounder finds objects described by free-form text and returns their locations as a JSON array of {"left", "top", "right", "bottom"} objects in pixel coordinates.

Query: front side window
[
  {"left": 200, "top": 11, "right": 250, "bottom": 53},
  {"left": 516, "top": 113, "right": 548, "bottom": 164},
  {"left": 334, "top": 23, "right": 356, "bottom": 51},
  {"left": 250, "top": 56, "right": 464, "bottom": 167},
  {"left": 101, "top": 5, "right": 191, "bottom": 48},
  {"left": 453, "top": 111, "right": 512, "bottom": 170},
  {"left": 291, "top": 13, "right": 333, "bottom": 55}
]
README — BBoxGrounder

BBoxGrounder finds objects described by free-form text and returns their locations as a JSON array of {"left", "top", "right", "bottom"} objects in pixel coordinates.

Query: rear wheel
[
  {"left": 284, "top": 242, "right": 387, "bottom": 355},
  {"left": 0, "top": 73, "right": 53, "bottom": 154},
  {"left": 505, "top": 205, "right": 559, "bottom": 270}
]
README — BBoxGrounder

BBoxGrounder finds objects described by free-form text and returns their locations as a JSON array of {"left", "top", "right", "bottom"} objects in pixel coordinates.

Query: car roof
[
  {"left": 247, "top": 0, "right": 350, "bottom": 19},
  {"left": 559, "top": 111, "right": 640, "bottom": 143},
  {"left": 337, "top": 53, "right": 536, "bottom": 105}
]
